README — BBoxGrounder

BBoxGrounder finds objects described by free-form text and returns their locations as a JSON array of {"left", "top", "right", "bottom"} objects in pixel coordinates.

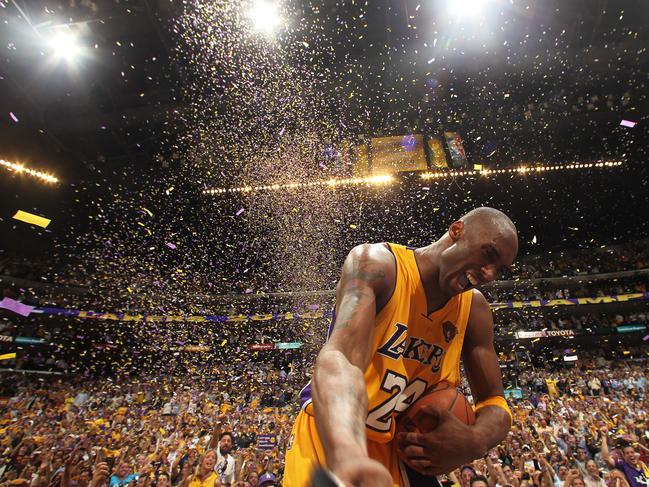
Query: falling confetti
[
  {"left": 12, "top": 210, "right": 51, "bottom": 228},
  {"left": 0, "top": 297, "right": 34, "bottom": 317}
]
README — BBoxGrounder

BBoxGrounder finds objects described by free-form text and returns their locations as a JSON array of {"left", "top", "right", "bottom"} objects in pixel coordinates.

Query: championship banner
[
  {"left": 351, "top": 140, "right": 370, "bottom": 177},
  {"left": 370, "top": 135, "right": 428, "bottom": 174},
  {"left": 443, "top": 131, "right": 468, "bottom": 168},
  {"left": 30, "top": 292, "right": 649, "bottom": 324},
  {"left": 427, "top": 136, "right": 448, "bottom": 168}
]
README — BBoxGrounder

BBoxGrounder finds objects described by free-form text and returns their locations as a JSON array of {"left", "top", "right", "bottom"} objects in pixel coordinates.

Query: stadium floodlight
[
  {"left": 247, "top": 1, "right": 283, "bottom": 35},
  {"left": 50, "top": 30, "right": 81, "bottom": 60},
  {"left": 448, "top": 0, "right": 489, "bottom": 16}
]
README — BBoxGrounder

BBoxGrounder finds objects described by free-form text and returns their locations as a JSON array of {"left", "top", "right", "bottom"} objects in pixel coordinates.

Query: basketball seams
[{"left": 447, "top": 389, "right": 460, "bottom": 412}]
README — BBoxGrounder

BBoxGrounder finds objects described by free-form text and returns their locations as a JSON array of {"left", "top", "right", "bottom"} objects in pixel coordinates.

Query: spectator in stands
[
  {"left": 584, "top": 460, "right": 607, "bottom": 487},
  {"left": 601, "top": 429, "right": 649, "bottom": 487},
  {"left": 208, "top": 418, "right": 236, "bottom": 487},
  {"left": 110, "top": 462, "right": 139, "bottom": 487},
  {"left": 182, "top": 450, "right": 220, "bottom": 487}
]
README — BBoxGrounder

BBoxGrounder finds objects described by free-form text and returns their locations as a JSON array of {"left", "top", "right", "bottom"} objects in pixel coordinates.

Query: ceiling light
[
  {"left": 50, "top": 30, "right": 81, "bottom": 62},
  {"left": 247, "top": 1, "right": 283, "bottom": 35}
]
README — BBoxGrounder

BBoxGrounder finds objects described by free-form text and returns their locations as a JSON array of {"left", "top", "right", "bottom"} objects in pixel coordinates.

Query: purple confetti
[
  {"left": 236, "top": 207, "right": 245, "bottom": 216},
  {"left": 620, "top": 120, "right": 636, "bottom": 128},
  {"left": 644, "top": 334, "right": 649, "bottom": 341},
  {"left": 166, "top": 242, "right": 177, "bottom": 249},
  {"left": 9, "top": 112, "right": 18, "bottom": 123},
  {"left": 0, "top": 297, "right": 34, "bottom": 317}
]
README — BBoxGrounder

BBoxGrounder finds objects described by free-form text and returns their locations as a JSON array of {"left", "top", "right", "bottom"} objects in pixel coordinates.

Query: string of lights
[
  {"left": 0, "top": 159, "right": 59, "bottom": 183},
  {"left": 420, "top": 161, "right": 623, "bottom": 179},
  {"left": 203, "top": 174, "right": 394, "bottom": 195},
  {"left": 203, "top": 161, "right": 624, "bottom": 195}
]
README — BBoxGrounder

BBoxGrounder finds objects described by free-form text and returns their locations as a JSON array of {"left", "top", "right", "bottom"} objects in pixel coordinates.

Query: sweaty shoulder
[
  {"left": 466, "top": 289, "right": 494, "bottom": 340},
  {"left": 469, "top": 289, "right": 492, "bottom": 321},
  {"left": 343, "top": 243, "right": 396, "bottom": 310}
]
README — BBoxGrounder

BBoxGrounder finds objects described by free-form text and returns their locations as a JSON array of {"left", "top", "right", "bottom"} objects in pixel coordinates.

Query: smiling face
[
  {"left": 573, "top": 478, "right": 586, "bottom": 487},
  {"left": 201, "top": 450, "right": 217, "bottom": 471},
  {"left": 438, "top": 209, "right": 518, "bottom": 297},
  {"left": 118, "top": 463, "right": 131, "bottom": 478},
  {"left": 622, "top": 446, "right": 638, "bottom": 466},
  {"left": 559, "top": 466, "right": 569, "bottom": 479},
  {"left": 219, "top": 433, "right": 233, "bottom": 454},
  {"left": 586, "top": 460, "right": 599, "bottom": 476}
]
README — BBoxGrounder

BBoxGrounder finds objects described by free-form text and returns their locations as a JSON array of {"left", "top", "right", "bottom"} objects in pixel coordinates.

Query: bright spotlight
[
  {"left": 50, "top": 30, "right": 81, "bottom": 61},
  {"left": 248, "top": 1, "right": 282, "bottom": 35},
  {"left": 449, "top": 0, "right": 487, "bottom": 16}
]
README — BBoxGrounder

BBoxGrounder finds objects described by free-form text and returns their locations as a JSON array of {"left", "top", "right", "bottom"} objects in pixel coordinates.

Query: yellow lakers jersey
[{"left": 301, "top": 243, "right": 473, "bottom": 444}]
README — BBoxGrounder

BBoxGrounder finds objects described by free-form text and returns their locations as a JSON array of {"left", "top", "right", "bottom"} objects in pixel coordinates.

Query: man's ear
[{"left": 448, "top": 220, "right": 464, "bottom": 242}]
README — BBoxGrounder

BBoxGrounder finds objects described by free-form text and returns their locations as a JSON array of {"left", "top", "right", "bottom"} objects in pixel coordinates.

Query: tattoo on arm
[
  {"left": 343, "top": 261, "right": 386, "bottom": 284},
  {"left": 334, "top": 261, "right": 385, "bottom": 331},
  {"left": 334, "top": 289, "right": 369, "bottom": 330},
  {"left": 332, "top": 388, "right": 368, "bottom": 448}
]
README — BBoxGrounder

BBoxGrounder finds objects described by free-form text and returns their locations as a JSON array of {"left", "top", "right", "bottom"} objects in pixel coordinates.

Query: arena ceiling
[
  {"left": 0, "top": 0, "right": 647, "bottom": 171},
  {"left": 0, "top": 0, "right": 648, "bottom": 295}
]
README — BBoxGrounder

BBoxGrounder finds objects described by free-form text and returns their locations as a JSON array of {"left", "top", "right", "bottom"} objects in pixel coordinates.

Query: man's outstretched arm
[{"left": 311, "top": 244, "right": 392, "bottom": 486}]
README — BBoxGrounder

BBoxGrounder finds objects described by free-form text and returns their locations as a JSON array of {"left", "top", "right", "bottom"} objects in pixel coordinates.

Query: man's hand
[
  {"left": 333, "top": 457, "right": 393, "bottom": 487},
  {"left": 90, "top": 462, "right": 109, "bottom": 487},
  {"left": 397, "top": 407, "right": 485, "bottom": 475},
  {"left": 566, "top": 469, "right": 580, "bottom": 481}
]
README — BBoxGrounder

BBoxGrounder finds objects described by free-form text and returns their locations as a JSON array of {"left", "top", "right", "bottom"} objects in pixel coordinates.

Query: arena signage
[
  {"left": 616, "top": 324, "right": 647, "bottom": 333},
  {"left": 248, "top": 343, "right": 275, "bottom": 350},
  {"left": 0, "top": 335, "right": 46, "bottom": 344},
  {"left": 490, "top": 292, "right": 648, "bottom": 311},
  {"left": 14, "top": 336, "right": 46, "bottom": 345},
  {"left": 33, "top": 292, "right": 649, "bottom": 323},
  {"left": 515, "top": 329, "right": 576, "bottom": 339},
  {"left": 275, "top": 342, "right": 302, "bottom": 349}
]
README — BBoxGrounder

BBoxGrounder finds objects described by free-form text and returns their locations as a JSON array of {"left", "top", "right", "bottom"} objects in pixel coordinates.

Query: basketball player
[{"left": 284, "top": 207, "right": 518, "bottom": 487}]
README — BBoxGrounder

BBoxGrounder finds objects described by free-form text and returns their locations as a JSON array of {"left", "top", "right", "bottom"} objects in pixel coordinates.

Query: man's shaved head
[
  {"left": 460, "top": 207, "right": 518, "bottom": 253},
  {"left": 436, "top": 207, "right": 518, "bottom": 297}
]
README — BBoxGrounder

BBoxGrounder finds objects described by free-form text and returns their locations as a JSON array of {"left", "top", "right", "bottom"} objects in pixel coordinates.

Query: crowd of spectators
[
  {"left": 496, "top": 311, "right": 649, "bottom": 334},
  {"left": 487, "top": 275, "right": 648, "bottom": 304},
  {"left": 0, "top": 362, "right": 306, "bottom": 487},
  {"left": 1, "top": 357, "right": 647, "bottom": 487},
  {"left": 508, "top": 240, "right": 649, "bottom": 281},
  {"left": 2, "top": 240, "right": 649, "bottom": 300}
]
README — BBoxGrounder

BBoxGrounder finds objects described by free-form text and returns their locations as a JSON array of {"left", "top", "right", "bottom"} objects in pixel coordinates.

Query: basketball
[{"left": 396, "top": 382, "right": 476, "bottom": 435}]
